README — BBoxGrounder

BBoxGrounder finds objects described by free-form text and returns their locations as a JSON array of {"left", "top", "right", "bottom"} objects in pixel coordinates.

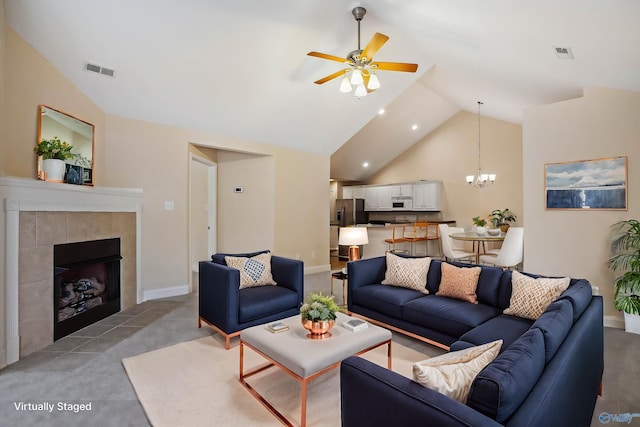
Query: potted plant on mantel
[
  {"left": 300, "top": 293, "right": 340, "bottom": 339},
  {"left": 609, "top": 219, "right": 640, "bottom": 334},
  {"left": 490, "top": 208, "right": 517, "bottom": 232},
  {"left": 34, "top": 136, "right": 75, "bottom": 183}
]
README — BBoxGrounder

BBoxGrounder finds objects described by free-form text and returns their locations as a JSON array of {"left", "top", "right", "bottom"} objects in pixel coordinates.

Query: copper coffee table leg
[{"left": 300, "top": 379, "right": 308, "bottom": 427}]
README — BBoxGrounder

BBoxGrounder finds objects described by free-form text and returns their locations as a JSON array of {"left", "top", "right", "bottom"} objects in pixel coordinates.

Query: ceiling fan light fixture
[
  {"left": 350, "top": 68, "right": 364, "bottom": 85},
  {"left": 367, "top": 72, "right": 380, "bottom": 90},
  {"left": 354, "top": 83, "right": 368, "bottom": 98},
  {"left": 339, "top": 74, "right": 353, "bottom": 93}
]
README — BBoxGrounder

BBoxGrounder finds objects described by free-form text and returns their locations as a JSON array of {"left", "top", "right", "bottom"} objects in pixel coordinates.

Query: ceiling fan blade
[
  {"left": 371, "top": 61, "right": 419, "bottom": 73},
  {"left": 307, "top": 51, "right": 351, "bottom": 64},
  {"left": 361, "top": 33, "right": 389, "bottom": 61},
  {"left": 314, "top": 69, "right": 348, "bottom": 85}
]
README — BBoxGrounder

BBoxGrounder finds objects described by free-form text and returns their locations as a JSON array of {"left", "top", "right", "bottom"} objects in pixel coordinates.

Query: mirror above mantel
[{"left": 37, "top": 105, "right": 95, "bottom": 185}]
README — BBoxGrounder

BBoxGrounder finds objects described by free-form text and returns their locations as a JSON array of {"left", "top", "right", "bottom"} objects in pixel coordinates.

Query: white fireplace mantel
[{"left": 0, "top": 177, "right": 144, "bottom": 365}]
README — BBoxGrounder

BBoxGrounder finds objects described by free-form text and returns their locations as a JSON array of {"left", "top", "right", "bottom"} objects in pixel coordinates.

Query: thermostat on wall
[{"left": 234, "top": 187, "right": 243, "bottom": 193}]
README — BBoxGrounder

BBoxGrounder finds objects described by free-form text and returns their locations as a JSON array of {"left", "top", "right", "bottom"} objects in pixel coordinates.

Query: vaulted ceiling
[{"left": 6, "top": 1, "right": 640, "bottom": 181}]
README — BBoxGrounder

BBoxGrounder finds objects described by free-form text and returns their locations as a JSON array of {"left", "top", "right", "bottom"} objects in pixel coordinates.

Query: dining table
[{"left": 450, "top": 231, "right": 505, "bottom": 264}]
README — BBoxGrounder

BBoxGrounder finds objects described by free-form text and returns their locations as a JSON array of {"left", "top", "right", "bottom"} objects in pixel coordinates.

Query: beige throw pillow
[
  {"left": 413, "top": 340, "right": 503, "bottom": 403},
  {"left": 381, "top": 253, "right": 430, "bottom": 294},
  {"left": 225, "top": 252, "right": 277, "bottom": 289},
  {"left": 436, "top": 262, "right": 481, "bottom": 304},
  {"left": 504, "top": 271, "right": 571, "bottom": 320}
]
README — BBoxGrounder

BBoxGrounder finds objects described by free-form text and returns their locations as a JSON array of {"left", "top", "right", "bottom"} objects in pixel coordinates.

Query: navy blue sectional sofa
[{"left": 341, "top": 256, "right": 603, "bottom": 427}]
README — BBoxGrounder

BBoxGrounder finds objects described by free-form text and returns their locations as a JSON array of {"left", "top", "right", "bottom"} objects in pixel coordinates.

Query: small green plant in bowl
[
  {"left": 472, "top": 216, "right": 487, "bottom": 227},
  {"left": 300, "top": 293, "right": 340, "bottom": 321}
]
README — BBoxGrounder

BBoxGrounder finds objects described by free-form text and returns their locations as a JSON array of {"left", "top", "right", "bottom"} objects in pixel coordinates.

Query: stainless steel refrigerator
[{"left": 335, "top": 199, "right": 367, "bottom": 260}]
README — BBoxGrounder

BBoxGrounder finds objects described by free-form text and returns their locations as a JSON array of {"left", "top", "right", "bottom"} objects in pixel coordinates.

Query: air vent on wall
[
  {"left": 83, "top": 62, "right": 116, "bottom": 78},
  {"left": 554, "top": 46, "right": 574, "bottom": 59}
]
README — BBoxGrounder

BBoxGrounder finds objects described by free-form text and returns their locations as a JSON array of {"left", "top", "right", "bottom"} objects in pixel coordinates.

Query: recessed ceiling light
[
  {"left": 363, "top": 162, "right": 369, "bottom": 168},
  {"left": 378, "top": 108, "right": 385, "bottom": 115},
  {"left": 411, "top": 124, "right": 418, "bottom": 131}
]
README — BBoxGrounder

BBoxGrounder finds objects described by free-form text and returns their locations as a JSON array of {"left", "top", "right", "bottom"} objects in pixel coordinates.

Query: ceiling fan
[{"left": 307, "top": 7, "right": 418, "bottom": 97}]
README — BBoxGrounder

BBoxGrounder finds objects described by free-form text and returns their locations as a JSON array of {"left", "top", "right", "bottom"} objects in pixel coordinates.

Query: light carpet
[{"left": 122, "top": 335, "right": 427, "bottom": 427}]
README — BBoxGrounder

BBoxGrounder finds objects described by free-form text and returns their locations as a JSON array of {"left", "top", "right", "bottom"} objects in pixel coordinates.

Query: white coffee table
[{"left": 239, "top": 312, "right": 392, "bottom": 427}]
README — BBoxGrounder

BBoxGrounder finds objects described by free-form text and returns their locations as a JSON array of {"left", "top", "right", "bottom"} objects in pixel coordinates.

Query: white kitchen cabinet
[
  {"left": 390, "top": 184, "right": 413, "bottom": 197},
  {"left": 342, "top": 185, "right": 364, "bottom": 199},
  {"left": 377, "top": 186, "right": 393, "bottom": 210},
  {"left": 363, "top": 186, "right": 379, "bottom": 211},
  {"left": 412, "top": 181, "right": 442, "bottom": 211},
  {"left": 364, "top": 185, "right": 393, "bottom": 211}
]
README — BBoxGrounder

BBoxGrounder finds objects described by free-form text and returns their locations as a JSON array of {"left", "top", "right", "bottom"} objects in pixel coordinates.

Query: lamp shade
[{"left": 339, "top": 227, "right": 369, "bottom": 246}]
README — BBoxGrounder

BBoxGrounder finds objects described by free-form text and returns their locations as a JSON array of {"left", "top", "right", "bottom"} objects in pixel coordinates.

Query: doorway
[{"left": 189, "top": 154, "right": 216, "bottom": 293}]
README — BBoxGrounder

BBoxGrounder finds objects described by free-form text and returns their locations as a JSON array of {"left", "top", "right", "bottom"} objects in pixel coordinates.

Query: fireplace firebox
[{"left": 54, "top": 238, "right": 122, "bottom": 340}]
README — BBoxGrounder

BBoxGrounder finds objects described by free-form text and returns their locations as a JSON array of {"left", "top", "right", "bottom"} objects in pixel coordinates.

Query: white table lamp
[{"left": 339, "top": 227, "right": 369, "bottom": 262}]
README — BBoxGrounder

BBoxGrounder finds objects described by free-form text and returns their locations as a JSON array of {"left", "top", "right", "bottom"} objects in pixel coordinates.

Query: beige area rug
[{"left": 122, "top": 335, "right": 427, "bottom": 427}]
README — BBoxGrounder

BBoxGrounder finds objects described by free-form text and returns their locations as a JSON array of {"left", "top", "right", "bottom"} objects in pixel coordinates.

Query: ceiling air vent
[
  {"left": 83, "top": 62, "right": 116, "bottom": 78},
  {"left": 554, "top": 46, "right": 574, "bottom": 59}
]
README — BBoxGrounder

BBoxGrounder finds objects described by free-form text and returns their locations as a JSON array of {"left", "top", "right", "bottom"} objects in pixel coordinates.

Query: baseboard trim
[
  {"left": 604, "top": 315, "right": 624, "bottom": 329},
  {"left": 143, "top": 284, "right": 189, "bottom": 301},
  {"left": 305, "top": 264, "right": 331, "bottom": 275}
]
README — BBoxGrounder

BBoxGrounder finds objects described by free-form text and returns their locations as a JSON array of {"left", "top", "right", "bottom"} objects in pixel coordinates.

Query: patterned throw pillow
[
  {"left": 225, "top": 252, "right": 277, "bottom": 289},
  {"left": 504, "top": 271, "right": 570, "bottom": 320},
  {"left": 381, "top": 253, "right": 430, "bottom": 294},
  {"left": 413, "top": 339, "right": 503, "bottom": 403},
  {"left": 436, "top": 262, "right": 481, "bottom": 304}
]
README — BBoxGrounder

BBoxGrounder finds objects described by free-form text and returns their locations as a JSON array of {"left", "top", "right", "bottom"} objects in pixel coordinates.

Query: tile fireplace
[{"left": 0, "top": 177, "right": 143, "bottom": 366}]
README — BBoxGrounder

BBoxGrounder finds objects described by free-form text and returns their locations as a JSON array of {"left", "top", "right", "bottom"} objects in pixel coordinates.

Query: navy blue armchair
[{"left": 198, "top": 251, "right": 304, "bottom": 349}]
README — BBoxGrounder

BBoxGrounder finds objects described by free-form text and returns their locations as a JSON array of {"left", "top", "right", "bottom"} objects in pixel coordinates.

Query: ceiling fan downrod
[{"left": 352, "top": 7, "right": 366, "bottom": 50}]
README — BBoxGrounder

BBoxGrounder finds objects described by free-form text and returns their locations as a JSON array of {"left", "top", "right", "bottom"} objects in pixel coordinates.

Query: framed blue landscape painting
[{"left": 545, "top": 156, "right": 627, "bottom": 210}]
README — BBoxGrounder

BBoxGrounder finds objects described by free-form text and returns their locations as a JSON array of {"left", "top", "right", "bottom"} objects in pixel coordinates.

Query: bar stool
[
  {"left": 404, "top": 222, "right": 439, "bottom": 256},
  {"left": 384, "top": 225, "right": 408, "bottom": 254}
]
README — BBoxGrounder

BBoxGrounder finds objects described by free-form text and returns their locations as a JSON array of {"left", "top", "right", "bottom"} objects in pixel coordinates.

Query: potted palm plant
[
  {"left": 490, "top": 208, "right": 517, "bottom": 232},
  {"left": 34, "top": 136, "right": 75, "bottom": 182},
  {"left": 608, "top": 219, "right": 640, "bottom": 334}
]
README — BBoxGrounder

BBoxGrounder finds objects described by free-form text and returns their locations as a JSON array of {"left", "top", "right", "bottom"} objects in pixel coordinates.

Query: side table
[{"left": 331, "top": 271, "right": 348, "bottom": 306}]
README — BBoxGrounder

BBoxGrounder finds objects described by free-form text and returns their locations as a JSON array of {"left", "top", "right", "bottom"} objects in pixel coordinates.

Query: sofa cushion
[
  {"left": 455, "top": 314, "right": 533, "bottom": 352},
  {"left": 413, "top": 340, "right": 502, "bottom": 403},
  {"left": 381, "top": 253, "right": 431, "bottom": 294},
  {"left": 531, "top": 299, "right": 574, "bottom": 363},
  {"left": 402, "top": 296, "right": 502, "bottom": 338},
  {"left": 558, "top": 279, "right": 593, "bottom": 321},
  {"left": 436, "top": 262, "right": 481, "bottom": 304},
  {"left": 238, "top": 285, "right": 299, "bottom": 323},
  {"left": 225, "top": 252, "right": 277, "bottom": 289},
  {"left": 504, "top": 271, "right": 570, "bottom": 320},
  {"left": 352, "top": 284, "right": 425, "bottom": 319},
  {"left": 467, "top": 328, "right": 546, "bottom": 423}
]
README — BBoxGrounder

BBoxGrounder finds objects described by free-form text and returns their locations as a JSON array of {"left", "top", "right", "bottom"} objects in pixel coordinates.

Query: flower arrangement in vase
[{"left": 300, "top": 293, "right": 340, "bottom": 339}]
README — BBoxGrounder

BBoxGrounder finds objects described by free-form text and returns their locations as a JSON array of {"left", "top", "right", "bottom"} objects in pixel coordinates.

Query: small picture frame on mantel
[{"left": 544, "top": 156, "right": 627, "bottom": 210}]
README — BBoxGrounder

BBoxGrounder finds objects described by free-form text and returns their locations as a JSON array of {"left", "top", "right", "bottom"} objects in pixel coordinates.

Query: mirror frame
[{"left": 37, "top": 105, "right": 95, "bottom": 186}]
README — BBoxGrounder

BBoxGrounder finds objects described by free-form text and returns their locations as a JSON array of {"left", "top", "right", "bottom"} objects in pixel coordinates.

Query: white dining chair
[
  {"left": 479, "top": 227, "right": 524, "bottom": 269},
  {"left": 438, "top": 224, "right": 475, "bottom": 263}
]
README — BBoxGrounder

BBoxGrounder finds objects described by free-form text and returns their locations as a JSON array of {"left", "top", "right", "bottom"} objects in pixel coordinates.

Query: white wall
[{"left": 523, "top": 87, "right": 640, "bottom": 323}]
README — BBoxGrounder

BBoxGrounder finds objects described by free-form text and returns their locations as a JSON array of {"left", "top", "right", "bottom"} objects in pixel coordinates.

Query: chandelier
[{"left": 466, "top": 101, "right": 496, "bottom": 188}]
